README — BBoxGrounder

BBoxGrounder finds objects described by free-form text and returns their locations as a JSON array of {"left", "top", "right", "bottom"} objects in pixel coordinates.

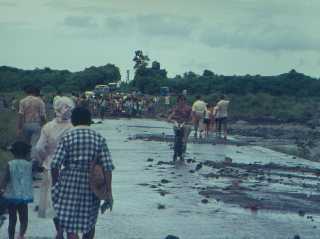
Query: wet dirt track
[{"left": 1, "top": 119, "right": 319, "bottom": 239}]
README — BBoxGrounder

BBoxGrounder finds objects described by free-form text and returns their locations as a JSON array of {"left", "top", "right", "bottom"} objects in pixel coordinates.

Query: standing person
[
  {"left": 203, "top": 104, "right": 212, "bottom": 138},
  {"left": 215, "top": 95, "right": 230, "bottom": 140},
  {"left": 0, "top": 141, "right": 33, "bottom": 239},
  {"left": 17, "top": 86, "right": 47, "bottom": 147},
  {"left": 191, "top": 95, "right": 207, "bottom": 138},
  {"left": 98, "top": 96, "right": 108, "bottom": 121},
  {"left": 34, "top": 97, "right": 75, "bottom": 238},
  {"left": 51, "top": 107, "right": 114, "bottom": 239},
  {"left": 168, "top": 95, "right": 192, "bottom": 162}
]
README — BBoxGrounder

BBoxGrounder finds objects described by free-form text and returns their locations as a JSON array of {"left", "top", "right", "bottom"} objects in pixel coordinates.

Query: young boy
[{"left": 0, "top": 141, "right": 33, "bottom": 239}]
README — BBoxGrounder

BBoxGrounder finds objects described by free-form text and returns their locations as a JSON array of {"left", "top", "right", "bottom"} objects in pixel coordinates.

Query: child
[
  {"left": 203, "top": 104, "right": 212, "bottom": 137},
  {"left": 0, "top": 141, "right": 33, "bottom": 239}
]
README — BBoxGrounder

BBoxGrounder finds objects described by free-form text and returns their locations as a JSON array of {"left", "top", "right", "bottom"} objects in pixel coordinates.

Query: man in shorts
[
  {"left": 168, "top": 95, "right": 192, "bottom": 162},
  {"left": 215, "top": 95, "right": 230, "bottom": 140},
  {"left": 17, "top": 86, "right": 47, "bottom": 147},
  {"left": 191, "top": 95, "right": 207, "bottom": 138}
]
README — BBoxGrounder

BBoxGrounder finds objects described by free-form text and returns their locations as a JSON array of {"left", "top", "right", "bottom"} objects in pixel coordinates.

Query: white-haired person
[{"left": 34, "top": 96, "right": 75, "bottom": 239}]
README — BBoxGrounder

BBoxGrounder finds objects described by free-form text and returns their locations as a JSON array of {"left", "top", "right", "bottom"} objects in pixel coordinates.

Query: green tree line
[{"left": 0, "top": 64, "right": 121, "bottom": 93}]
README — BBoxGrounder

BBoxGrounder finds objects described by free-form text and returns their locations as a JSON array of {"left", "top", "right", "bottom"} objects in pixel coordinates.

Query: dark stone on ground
[
  {"left": 189, "top": 170, "right": 195, "bottom": 173},
  {"left": 147, "top": 158, "right": 154, "bottom": 162},
  {"left": 158, "top": 204, "right": 166, "bottom": 210},
  {"left": 201, "top": 199, "right": 209, "bottom": 204},
  {"left": 161, "top": 179, "right": 171, "bottom": 184},
  {"left": 165, "top": 235, "right": 180, "bottom": 239},
  {"left": 137, "top": 183, "right": 149, "bottom": 187},
  {"left": 195, "top": 163, "right": 203, "bottom": 171},
  {"left": 157, "top": 161, "right": 173, "bottom": 165},
  {"left": 224, "top": 157, "right": 233, "bottom": 164}
]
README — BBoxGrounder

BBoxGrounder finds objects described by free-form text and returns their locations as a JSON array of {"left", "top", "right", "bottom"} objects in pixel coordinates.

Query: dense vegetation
[
  {"left": 0, "top": 64, "right": 121, "bottom": 92},
  {"left": 1, "top": 50, "right": 320, "bottom": 123}
]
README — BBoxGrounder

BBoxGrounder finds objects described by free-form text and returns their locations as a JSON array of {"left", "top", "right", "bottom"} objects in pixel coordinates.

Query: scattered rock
[
  {"left": 186, "top": 158, "right": 192, "bottom": 163},
  {"left": 150, "top": 185, "right": 157, "bottom": 189},
  {"left": 189, "top": 170, "right": 195, "bottom": 173},
  {"left": 224, "top": 157, "right": 233, "bottom": 164},
  {"left": 137, "top": 183, "right": 149, "bottom": 187},
  {"left": 157, "top": 161, "right": 172, "bottom": 165},
  {"left": 195, "top": 163, "right": 203, "bottom": 171},
  {"left": 293, "top": 235, "right": 300, "bottom": 239},
  {"left": 147, "top": 158, "right": 154, "bottom": 162},
  {"left": 298, "top": 210, "right": 305, "bottom": 217},
  {"left": 165, "top": 235, "right": 180, "bottom": 239},
  {"left": 158, "top": 204, "right": 166, "bottom": 210},
  {"left": 201, "top": 199, "right": 209, "bottom": 204},
  {"left": 161, "top": 179, "right": 171, "bottom": 184}
]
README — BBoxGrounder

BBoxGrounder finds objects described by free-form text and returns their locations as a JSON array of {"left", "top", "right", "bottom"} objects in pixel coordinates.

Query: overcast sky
[{"left": 0, "top": 0, "right": 319, "bottom": 79}]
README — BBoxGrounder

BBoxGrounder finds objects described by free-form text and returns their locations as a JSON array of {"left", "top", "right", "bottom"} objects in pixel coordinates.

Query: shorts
[
  {"left": 203, "top": 118, "right": 211, "bottom": 125},
  {"left": 23, "top": 122, "right": 41, "bottom": 146},
  {"left": 216, "top": 117, "right": 228, "bottom": 131}
]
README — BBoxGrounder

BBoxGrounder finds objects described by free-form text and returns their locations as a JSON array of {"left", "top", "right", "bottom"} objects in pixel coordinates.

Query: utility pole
[{"left": 126, "top": 70, "right": 130, "bottom": 83}]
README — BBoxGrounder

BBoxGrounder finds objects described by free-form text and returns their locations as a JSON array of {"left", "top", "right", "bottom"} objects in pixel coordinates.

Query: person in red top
[{"left": 168, "top": 95, "right": 192, "bottom": 162}]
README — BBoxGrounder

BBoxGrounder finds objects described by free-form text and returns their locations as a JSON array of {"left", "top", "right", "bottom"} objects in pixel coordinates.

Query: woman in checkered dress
[{"left": 51, "top": 107, "right": 113, "bottom": 239}]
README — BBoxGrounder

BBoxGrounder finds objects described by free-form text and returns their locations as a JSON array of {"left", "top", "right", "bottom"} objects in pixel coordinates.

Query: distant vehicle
[
  {"left": 160, "top": 87, "right": 169, "bottom": 96},
  {"left": 108, "top": 82, "right": 119, "bottom": 92},
  {"left": 94, "top": 84, "right": 110, "bottom": 95},
  {"left": 85, "top": 91, "right": 95, "bottom": 98}
]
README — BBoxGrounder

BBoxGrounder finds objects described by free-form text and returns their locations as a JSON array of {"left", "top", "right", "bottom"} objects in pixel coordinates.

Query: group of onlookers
[
  {"left": 72, "top": 93, "right": 160, "bottom": 120},
  {"left": 0, "top": 86, "right": 113, "bottom": 239},
  {"left": 168, "top": 94, "right": 230, "bottom": 162},
  {"left": 191, "top": 95, "right": 230, "bottom": 140}
]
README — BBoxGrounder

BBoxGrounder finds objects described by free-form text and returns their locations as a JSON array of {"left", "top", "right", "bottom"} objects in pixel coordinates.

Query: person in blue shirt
[{"left": 0, "top": 141, "right": 33, "bottom": 239}]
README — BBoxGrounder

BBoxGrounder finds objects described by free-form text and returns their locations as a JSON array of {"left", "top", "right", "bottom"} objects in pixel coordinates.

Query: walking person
[
  {"left": 215, "top": 95, "right": 230, "bottom": 140},
  {"left": 51, "top": 107, "right": 114, "bottom": 239},
  {"left": 17, "top": 86, "right": 46, "bottom": 147},
  {"left": 168, "top": 95, "right": 192, "bottom": 162},
  {"left": 191, "top": 95, "right": 207, "bottom": 138},
  {"left": 34, "top": 97, "right": 75, "bottom": 238},
  {"left": 0, "top": 141, "right": 33, "bottom": 239}
]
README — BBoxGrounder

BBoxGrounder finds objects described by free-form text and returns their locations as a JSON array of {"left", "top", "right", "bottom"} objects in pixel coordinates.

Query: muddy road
[{"left": 1, "top": 119, "right": 319, "bottom": 239}]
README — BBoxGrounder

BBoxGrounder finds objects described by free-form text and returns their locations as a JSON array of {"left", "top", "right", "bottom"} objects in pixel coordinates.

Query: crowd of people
[
  {"left": 0, "top": 86, "right": 114, "bottom": 239},
  {"left": 70, "top": 93, "right": 161, "bottom": 120},
  {"left": 0, "top": 85, "right": 230, "bottom": 239}
]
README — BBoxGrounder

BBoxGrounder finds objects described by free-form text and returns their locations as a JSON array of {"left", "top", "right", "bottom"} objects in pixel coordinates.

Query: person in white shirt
[
  {"left": 191, "top": 95, "right": 207, "bottom": 138},
  {"left": 215, "top": 95, "right": 230, "bottom": 140}
]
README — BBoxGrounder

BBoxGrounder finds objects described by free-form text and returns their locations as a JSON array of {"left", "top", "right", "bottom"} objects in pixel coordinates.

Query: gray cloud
[
  {"left": 201, "top": 24, "right": 320, "bottom": 52},
  {"left": 136, "top": 14, "right": 199, "bottom": 38},
  {"left": 63, "top": 16, "right": 97, "bottom": 28},
  {"left": 104, "top": 14, "right": 200, "bottom": 38}
]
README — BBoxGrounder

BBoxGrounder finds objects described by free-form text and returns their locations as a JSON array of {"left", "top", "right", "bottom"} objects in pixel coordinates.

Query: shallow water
[{"left": 1, "top": 118, "right": 319, "bottom": 239}]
